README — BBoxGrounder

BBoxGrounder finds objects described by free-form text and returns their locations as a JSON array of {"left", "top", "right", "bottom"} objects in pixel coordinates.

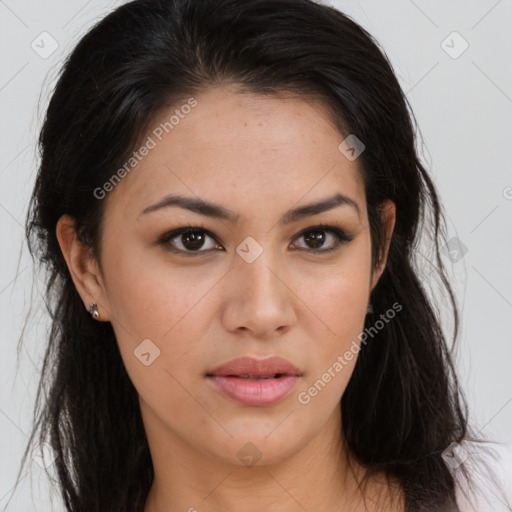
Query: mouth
[
  {"left": 206, "top": 355, "right": 302, "bottom": 378},
  {"left": 206, "top": 356, "right": 302, "bottom": 406},
  {"left": 207, "top": 373, "right": 291, "bottom": 379}
]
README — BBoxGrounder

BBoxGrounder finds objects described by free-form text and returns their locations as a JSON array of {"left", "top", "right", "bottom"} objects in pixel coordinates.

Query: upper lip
[{"left": 207, "top": 356, "right": 302, "bottom": 377}]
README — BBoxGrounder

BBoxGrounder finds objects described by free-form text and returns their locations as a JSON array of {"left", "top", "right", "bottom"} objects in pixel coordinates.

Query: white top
[{"left": 454, "top": 441, "right": 512, "bottom": 512}]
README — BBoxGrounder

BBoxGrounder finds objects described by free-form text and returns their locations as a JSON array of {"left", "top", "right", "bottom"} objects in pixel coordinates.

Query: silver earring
[
  {"left": 89, "top": 303, "right": 100, "bottom": 320},
  {"left": 366, "top": 303, "right": 373, "bottom": 314}
]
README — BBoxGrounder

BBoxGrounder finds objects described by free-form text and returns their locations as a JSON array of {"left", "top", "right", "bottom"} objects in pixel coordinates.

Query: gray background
[{"left": 1, "top": 0, "right": 511, "bottom": 510}]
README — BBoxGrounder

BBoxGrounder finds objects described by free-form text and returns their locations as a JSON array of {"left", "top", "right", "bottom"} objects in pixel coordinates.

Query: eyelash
[{"left": 156, "top": 223, "right": 354, "bottom": 257}]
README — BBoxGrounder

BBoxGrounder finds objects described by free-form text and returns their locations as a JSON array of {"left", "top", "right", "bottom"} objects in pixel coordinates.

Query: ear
[
  {"left": 370, "top": 199, "right": 396, "bottom": 292},
  {"left": 55, "top": 214, "right": 110, "bottom": 321}
]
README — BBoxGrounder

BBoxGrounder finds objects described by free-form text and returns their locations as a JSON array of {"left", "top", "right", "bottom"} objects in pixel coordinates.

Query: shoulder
[{"left": 454, "top": 440, "right": 512, "bottom": 512}]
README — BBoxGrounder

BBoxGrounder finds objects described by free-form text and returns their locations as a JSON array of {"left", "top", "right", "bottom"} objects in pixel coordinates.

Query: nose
[{"left": 220, "top": 244, "right": 297, "bottom": 338}]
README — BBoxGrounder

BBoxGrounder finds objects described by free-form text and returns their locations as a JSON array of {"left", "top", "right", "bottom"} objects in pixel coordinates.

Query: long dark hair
[{"left": 9, "top": 0, "right": 505, "bottom": 511}]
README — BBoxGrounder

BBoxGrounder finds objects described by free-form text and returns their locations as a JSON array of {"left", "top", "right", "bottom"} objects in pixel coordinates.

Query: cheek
[
  {"left": 101, "top": 242, "right": 224, "bottom": 391},
  {"left": 303, "top": 238, "right": 371, "bottom": 330},
  {"left": 295, "top": 278, "right": 369, "bottom": 414},
  {"left": 296, "top": 242, "right": 371, "bottom": 384},
  {"left": 314, "top": 269, "right": 368, "bottom": 325},
  {"left": 102, "top": 237, "right": 220, "bottom": 339},
  {"left": 103, "top": 258, "right": 208, "bottom": 406}
]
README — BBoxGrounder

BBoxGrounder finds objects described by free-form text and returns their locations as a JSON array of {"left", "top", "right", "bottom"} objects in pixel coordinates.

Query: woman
[{"left": 10, "top": 0, "right": 510, "bottom": 511}]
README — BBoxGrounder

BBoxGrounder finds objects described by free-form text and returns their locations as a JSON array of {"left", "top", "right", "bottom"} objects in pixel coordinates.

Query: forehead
[{"left": 105, "top": 86, "right": 366, "bottom": 222}]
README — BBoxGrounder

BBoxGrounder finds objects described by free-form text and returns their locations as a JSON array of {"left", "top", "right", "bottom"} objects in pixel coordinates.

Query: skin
[{"left": 56, "top": 86, "right": 400, "bottom": 511}]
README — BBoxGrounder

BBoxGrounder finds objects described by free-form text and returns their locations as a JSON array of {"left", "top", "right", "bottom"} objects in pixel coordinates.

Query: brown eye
[
  {"left": 179, "top": 230, "right": 208, "bottom": 250},
  {"left": 158, "top": 227, "right": 221, "bottom": 254},
  {"left": 292, "top": 225, "right": 353, "bottom": 253},
  {"left": 303, "top": 229, "right": 327, "bottom": 249}
]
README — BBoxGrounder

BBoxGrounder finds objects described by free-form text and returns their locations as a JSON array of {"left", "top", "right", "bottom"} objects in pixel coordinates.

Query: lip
[
  {"left": 206, "top": 356, "right": 302, "bottom": 406},
  {"left": 207, "top": 356, "right": 302, "bottom": 377}
]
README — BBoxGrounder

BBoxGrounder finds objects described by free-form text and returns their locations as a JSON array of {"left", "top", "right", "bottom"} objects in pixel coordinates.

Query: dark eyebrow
[
  {"left": 139, "top": 194, "right": 239, "bottom": 221},
  {"left": 280, "top": 193, "right": 360, "bottom": 224},
  {"left": 139, "top": 193, "right": 360, "bottom": 223}
]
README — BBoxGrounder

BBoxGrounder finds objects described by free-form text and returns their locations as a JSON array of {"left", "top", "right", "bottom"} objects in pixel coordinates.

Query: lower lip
[{"left": 207, "top": 375, "right": 300, "bottom": 406}]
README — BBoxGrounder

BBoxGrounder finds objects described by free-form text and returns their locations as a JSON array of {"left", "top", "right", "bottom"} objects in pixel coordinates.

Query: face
[{"left": 58, "top": 86, "right": 395, "bottom": 469}]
